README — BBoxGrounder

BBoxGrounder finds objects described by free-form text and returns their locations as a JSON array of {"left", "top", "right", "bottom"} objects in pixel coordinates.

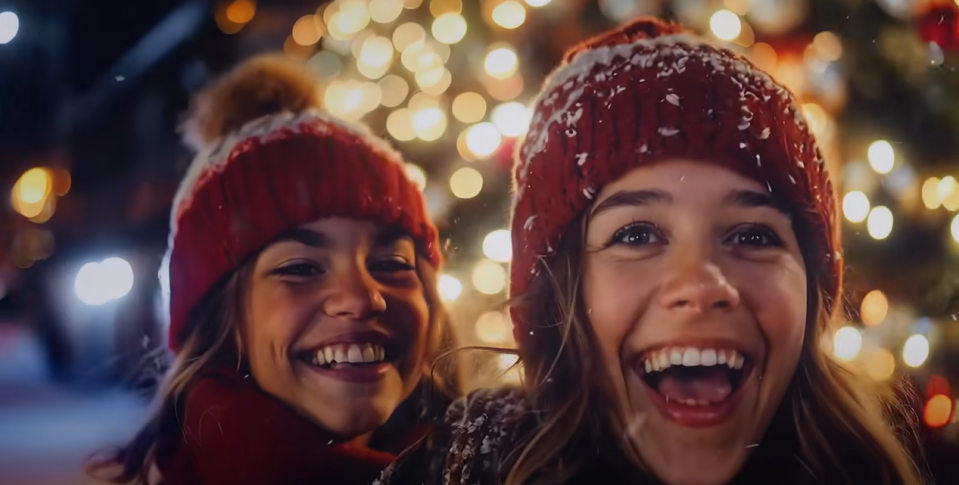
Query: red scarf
[{"left": 156, "top": 367, "right": 427, "bottom": 485}]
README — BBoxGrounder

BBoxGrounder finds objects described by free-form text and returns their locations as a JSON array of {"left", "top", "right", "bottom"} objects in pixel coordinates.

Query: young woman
[
  {"left": 88, "top": 56, "right": 458, "bottom": 485},
  {"left": 375, "top": 17, "right": 925, "bottom": 485}
]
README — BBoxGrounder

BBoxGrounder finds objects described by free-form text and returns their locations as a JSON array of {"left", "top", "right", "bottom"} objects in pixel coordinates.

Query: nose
[
  {"left": 658, "top": 250, "right": 740, "bottom": 315},
  {"left": 322, "top": 269, "right": 387, "bottom": 320}
]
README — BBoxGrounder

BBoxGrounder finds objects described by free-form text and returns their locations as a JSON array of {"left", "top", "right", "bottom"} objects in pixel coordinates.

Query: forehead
[{"left": 596, "top": 159, "right": 768, "bottom": 204}]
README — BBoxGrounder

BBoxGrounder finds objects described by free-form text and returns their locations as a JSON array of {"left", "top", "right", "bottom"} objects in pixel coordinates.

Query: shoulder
[{"left": 375, "top": 387, "right": 533, "bottom": 485}]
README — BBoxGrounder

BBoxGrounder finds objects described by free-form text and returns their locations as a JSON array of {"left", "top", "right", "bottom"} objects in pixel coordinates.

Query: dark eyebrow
[
  {"left": 272, "top": 228, "right": 330, "bottom": 247},
  {"left": 375, "top": 226, "right": 413, "bottom": 248},
  {"left": 725, "top": 189, "right": 790, "bottom": 215},
  {"left": 590, "top": 189, "right": 672, "bottom": 218}
]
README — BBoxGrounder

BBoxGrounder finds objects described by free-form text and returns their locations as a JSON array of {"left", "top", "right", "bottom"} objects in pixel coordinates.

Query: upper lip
[{"left": 631, "top": 337, "right": 758, "bottom": 364}]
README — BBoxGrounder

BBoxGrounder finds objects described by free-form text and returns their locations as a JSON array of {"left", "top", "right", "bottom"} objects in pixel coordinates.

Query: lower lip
[
  {"left": 637, "top": 363, "right": 753, "bottom": 428},
  {"left": 302, "top": 361, "right": 393, "bottom": 383}
]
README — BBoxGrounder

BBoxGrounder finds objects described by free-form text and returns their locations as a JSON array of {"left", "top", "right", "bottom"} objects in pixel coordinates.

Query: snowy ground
[{"left": 0, "top": 327, "right": 146, "bottom": 485}]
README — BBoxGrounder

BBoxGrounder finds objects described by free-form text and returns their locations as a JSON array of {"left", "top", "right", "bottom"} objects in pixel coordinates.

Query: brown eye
[
  {"left": 369, "top": 259, "right": 415, "bottom": 273},
  {"left": 609, "top": 222, "right": 665, "bottom": 247},
  {"left": 274, "top": 263, "right": 324, "bottom": 277},
  {"left": 726, "top": 226, "right": 782, "bottom": 248}
]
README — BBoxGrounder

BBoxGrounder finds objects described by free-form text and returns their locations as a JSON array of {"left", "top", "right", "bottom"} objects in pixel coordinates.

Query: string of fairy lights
[{"left": 3, "top": 0, "right": 957, "bottom": 427}]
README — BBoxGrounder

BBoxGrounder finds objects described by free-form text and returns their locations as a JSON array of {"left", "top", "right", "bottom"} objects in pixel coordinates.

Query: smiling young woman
[
  {"left": 374, "top": 17, "right": 926, "bottom": 485},
  {"left": 86, "top": 56, "right": 460, "bottom": 485}
]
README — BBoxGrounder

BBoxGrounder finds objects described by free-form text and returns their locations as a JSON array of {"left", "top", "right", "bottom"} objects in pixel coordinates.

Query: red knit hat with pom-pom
[
  {"left": 161, "top": 56, "right": 440, "bottom": 352},
  {"left": 510, "top": 18, "right": 840, "bottom": 339}
]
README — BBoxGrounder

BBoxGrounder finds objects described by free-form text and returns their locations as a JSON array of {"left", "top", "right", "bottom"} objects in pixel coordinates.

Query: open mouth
[
  {"left": 297, "top": 342, "right": 395, "bottom": 371},
  {"left": 638, "top": 347, "right": 753, "bottom": 408}
]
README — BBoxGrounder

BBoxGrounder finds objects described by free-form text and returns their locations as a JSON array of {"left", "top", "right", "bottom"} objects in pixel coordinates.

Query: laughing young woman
[
  {"left": 87, "top": 56, "right": 458, "bottom": 485},
  {"left": 375, "top": 17, "right": 925, "bottom": 485}
]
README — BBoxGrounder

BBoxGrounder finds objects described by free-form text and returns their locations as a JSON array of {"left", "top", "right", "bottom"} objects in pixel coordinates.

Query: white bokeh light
[
  {"left": 483, "top": 229, "right": 512, "bottom": 263},
  {"left": 902, "top": 334, "right": 930, "bottom": 368},
  {"left": 833, "top": 326, "right": 862, "bottom": 361},
  {"left": 438, "top": 274, "right": 463, "bottom": 302},
  {"left": 75, "top": 257, "right": 135, "bottom": 305},
  {"left": 866, "top": 206, "right": 893, "bottom": 240},
  {"left": 0, "top": 12, "right": 19, "bottom": 45},
  {"left": 867, "top": 140, "right": 895, "bottom": 174},
  {"left": 491, "top": 102, "right": 531, "bottom": 137},
  {"left": 842, "top": 191, "right": 870, "bottom": 223}
]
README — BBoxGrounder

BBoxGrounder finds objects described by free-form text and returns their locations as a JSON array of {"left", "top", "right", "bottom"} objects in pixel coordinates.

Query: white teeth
[
  {"left": 669, "top": 349, "right": 683, "bottom": 365},
  {"left": 347, "top": 345, "right": 363, "bottom": 363},
  {"left": 642, "top": 347, "right": 746, "bottom": 373},
  {"left": 701, "top": 349, "right": 717, "bottom": 366},
  {"left": 362, "top": 344, "right": 375, "bottom": 363},
  {"left": 311, "top": 343, "right": 387, "bottom": 366},
  {"left": 682, "top": 348, "right": 700, "bottom": 366}
]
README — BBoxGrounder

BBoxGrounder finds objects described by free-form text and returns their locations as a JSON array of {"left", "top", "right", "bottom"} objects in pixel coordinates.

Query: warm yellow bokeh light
[
  {"left": 842, "top": 191, "right": 870, "bottom": 223},
  {"left": 387, "top": 109, "right": 416, "bottom": 141},
  {"left": 378, "top": 74, "right": 410, "bottom": 107},
  {"left": 867, "top": 140, "right": 895, "bottom": 174},
  {"left": 405, "top": 163, "right": 427, "bottom": 192},
  {"left": 336, "top": 0, "right": 371, "bottom": 35},
  {"left": 483, "top": 229, "right": 512, "bottom": 262},
  {"left": 485, "top": 46, "right": 519, "bottom": 79},
  {"left": 450, "top": 167, "right": 484, "bottom": 199},
  {"left": 923, "top": 177, "right": 942, "bottom": 209},
  {"left": 226, "top": 0, "right": 256, "bottom": 24},
  {"left": 392, "top": 22, "right": 426, "bottom": 51},
  {"left": 369, "top": 0, "right": 404, "bottom": 24},
  {"left": 813, "top": 31, "right": 843, "bottom": 61},
  {"left": 359, "top": 35, "right": 394, "bottom": 67},
  {"left": 412, "top": 107, "right": 448, "bottom": 141},
  {"left": 941, "top": 176, "right": 959, "bottom": 211},
  {"left": 801, "top": 103, "right": 829, "bottom": 136},
  {"left": 924, "top": 395, "right": 953, "bottom": 428},
  {"left": 432, "top": 13, "right": 467, "bottom": 44},
  {"left": 492, "top": 1, "right": 526, "bottom": 29},
  {"left": 491, "top": 102, "right": 531, "bottom": 137},
  {"left": 438, "top": 274, "right": 463, "bottom": 301},
  {"left": 430, "top": 0, "right": 463, "bottom": 17},
  {"left": 866, "top": 206, "right": 893, "bottom": 240},
  {"left": 474, "top": 311, "right": 512, "bottom": 344},
  {"left": 452, "top": 92, "right": 487, "bottom": 123},
  {"left": 292, "top": 15, "right": 322, "bottom": 46},
  {"left": 710, "top": 10, "right": 741, "bottom": 41},
  {"left": 415, "top": 65, "right": 446, "bottom": 88},
  {"left": 465, "top": 122, "right": 502, "bottom": 157},
  {"left": 472, "top": 259, "right": 506, "bottom": 294},
  {"left": 863, "top": 348, "right": 896, "bottom": 381},
  {"left": 951, "top": 215, "right": 959, "bottom": 244},
  {"left": 525, "top": 0, "right": 551, "bottom": 6},
  {"left": 421, "top": 68, "right": 453, "bottom": 95},
  {"left": 16, "top": 168, "right": 51, "bottom": 204},
  {"left": 860, "top": 290, "right": 888, "bottom": 326}
]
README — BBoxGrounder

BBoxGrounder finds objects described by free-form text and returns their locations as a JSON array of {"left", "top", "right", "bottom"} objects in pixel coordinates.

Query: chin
[{"left": 644, "top": 452, "right": 747, "bottom": 485}]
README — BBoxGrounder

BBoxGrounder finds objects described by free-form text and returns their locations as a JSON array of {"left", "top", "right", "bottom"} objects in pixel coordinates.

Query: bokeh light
[
  {"left": 833, "top": 326, "right": 862, "bottom": 362},
  {"left": 924, "top": 395, "right": 953, "bottom": 428},
  {"left": 491, "top": 102, "right": 531, "bottom": 137},
  {"left": 432, "top": 13, "right": 467, "bottom": 44},
  {"left": 903, "top": 334, "right": 930, "bottom": 368},
  {"left": 485, "top": 45, "right": 519, "bottom": 79},
  {"left": 472, "top": 259, "right": 507, "bottom": 294},
  {"left": 452, "top": 92, "right": 488, "bottom": 123},
  {"left": 860, "top": 290, "right": 888, "bottom": 326},
  {"left": 369, "top": 0, "right": 404, "bottom": 24},
  {"left": 842, "top": 191, "right": 870, "bottom": 223},
  {"left": 438, "top": 274, "right": 463, "bottom": 302},
  {"left": 474, "top": 311, "right": 512, "bottom": 344},
  {"left": 0, "top": 11, "right": 19, "bottom": 44},
  {"left": 710, "top": 10, "right": 741, "bottom": 41},
  {"left": 405, "top": 163, "right": 427, "bottom": 191},
  {"left": 450, "top": 167, "right": 484, "bottom": 199},
  {"left": 866, "top": 206, "right": 893, "bottom": 240},
  {"left": 492, "top": 1, "right": 527, "bottom": 29},
  {"left": 483, "top": 229, "right": 512, "bottom": 262},
  {"left": 867, "top": 140, "right": 895, "bottom": 174},
  {"left": 923, "top": 177, "right": 942, "bottom": 209},
  {"left": 863, "top": 348, "right": 896, "bottom": 381},
  {"left": 465, "top": 122, "right": 502, "bottom": 157}
]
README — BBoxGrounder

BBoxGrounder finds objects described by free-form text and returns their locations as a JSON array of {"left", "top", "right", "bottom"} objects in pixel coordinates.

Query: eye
[
  {"left": 608, "top": 222, "right": 665, "bottom": 247},
  {"left": 725, "top": 225, "right": 783, "bottom": 248},
  {"left": 369, "top": 258, "right": 415, "bottom": 273},
  {"left": 273, "top": 262, "right": 324, "bottom": 278}
]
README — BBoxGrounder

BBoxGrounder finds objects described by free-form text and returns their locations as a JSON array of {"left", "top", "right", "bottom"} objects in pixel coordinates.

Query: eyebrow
[
  {"left": 590, "top": 189, "right": 672, "bottom": 218},
  {"left": 374, "top": 226, "right": 413, "bottom": 248},
  {"left": 725, "top": 189, "right": 790, "bottom": 215},
  {"left": 273, "top": 228, "right": 330, "bottom": 247}
]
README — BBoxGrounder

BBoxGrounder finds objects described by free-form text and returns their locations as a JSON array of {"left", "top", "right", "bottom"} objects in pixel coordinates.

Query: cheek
[
  {"left": 738, "top": 263, "right": 807, "bottom": 368},
  {"left": 583, "top": 258, "right": 656, "bottom": 371},
  {"left": 245, "top": 282, "right": 314, "bottom": 369}
]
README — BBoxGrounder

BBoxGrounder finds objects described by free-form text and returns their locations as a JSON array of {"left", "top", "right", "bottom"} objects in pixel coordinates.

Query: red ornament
[{"left": 916, "top": 4, "right": 959, "bottom": 51}]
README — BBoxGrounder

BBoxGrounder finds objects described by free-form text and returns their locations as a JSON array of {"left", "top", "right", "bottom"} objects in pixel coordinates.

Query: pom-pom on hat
[
  {"left": 162, "top": 55, "right": 440, "bottom": 352},
  {"left": 509, "top": 18, "right": 840, "bottom": 340}
]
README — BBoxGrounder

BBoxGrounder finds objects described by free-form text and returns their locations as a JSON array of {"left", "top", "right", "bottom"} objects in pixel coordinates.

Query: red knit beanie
[
  {"left": 510, "top": 18, "right": 840, "bottom": 339},
  {"left": 161, "top": 56, "right": 441, "bottom": 352}
]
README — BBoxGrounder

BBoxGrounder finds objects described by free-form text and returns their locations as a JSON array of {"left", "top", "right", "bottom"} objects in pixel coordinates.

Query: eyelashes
[
  {"left": 272, "top": 258, "right": 415, "bottom": 279},
  {"left": 604, "top": 222, "right": 784, "bottom": 249}
]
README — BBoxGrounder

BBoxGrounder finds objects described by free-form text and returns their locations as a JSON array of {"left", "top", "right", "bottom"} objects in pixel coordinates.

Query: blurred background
[{"left": 0, "top": 0, "right": 957, "bottom": 483}]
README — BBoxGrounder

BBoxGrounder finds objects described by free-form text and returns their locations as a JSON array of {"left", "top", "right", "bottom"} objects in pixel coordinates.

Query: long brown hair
[
  {"left": 87, "top": 256, "right": 459, "bottom": 484},
  {"left": 500, "top": 215, "right": 925, "bottom": 485}
]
